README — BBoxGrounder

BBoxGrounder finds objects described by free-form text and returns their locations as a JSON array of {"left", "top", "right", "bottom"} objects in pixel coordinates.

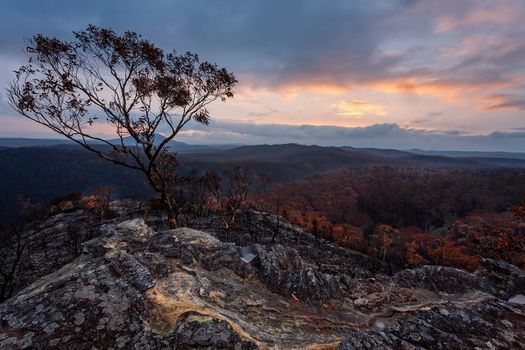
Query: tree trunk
[
  {"left": 160, "top": 190, "right": 177, "bottom": 229},
  {"left": 167, "top": 210, "right": 177, "bottom": 229}
]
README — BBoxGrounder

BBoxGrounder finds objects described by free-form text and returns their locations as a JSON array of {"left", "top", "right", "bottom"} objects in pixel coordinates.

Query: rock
[
  {"left": 105, "top": 250, "right": 156, "bottom": 292},
  {"left": 159, "top": 227, "right": 222, "bottom": 248},
  {"left": 150, "top": 232, "right": 341, "bottom": 304},
  {"left": 173, "top": 313, "right": 258, "bottom": 349},
  {"left": 394, "top": 265, "right": 496, "bottom": 295},
  {"left": 253, "top": 244, "right": 340, "bottom": 303},
  {"left": 478, "top": 258, "right": 525, "bottom": 298},
  {"left": 238, "top": 246, "right": 258, "bottom": 263},
  {"left": 115, "top": 219, "right": 155, "bottom": 242},
  {"left": 338, "top": 299, "right": 525, "bottom": 350},
  {"left": 338, "top": 332, "right": 396, "bottom": 350},
  {"left": 0, "top": 259, "right": 154, "bottom": 349},
  {"left": 0, "top": 225, "right": 257, "bottom": 349},
  {"left": 200, "top": 244, "right": 256, "bottom": 278},
  {"left": 1, "top": 213, "right": 524, "bottom": 349}
]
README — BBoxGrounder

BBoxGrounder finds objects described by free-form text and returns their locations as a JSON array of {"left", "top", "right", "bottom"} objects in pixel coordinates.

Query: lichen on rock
[{"left": 0, "top": 209, "right": 524, "bottom": 349}]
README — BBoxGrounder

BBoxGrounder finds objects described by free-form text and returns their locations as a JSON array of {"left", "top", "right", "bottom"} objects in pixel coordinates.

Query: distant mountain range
[
  {"left": 406, "top": 148, "right": 525, "bottom": 160},
  {"left": 0, "top": 138, "right": 75, "bottom": 148},
  {"left": 184, "top": 143, "right": 525, "bottom": 169},
  {"left": 0, "top": 137, "right": 237, "bottom": 154},
  {"left": 2, "top": 137, "right": 523, "bottom": 159},
  {"left": 1, "top": 140, "right": 525, "bottom": 223}
]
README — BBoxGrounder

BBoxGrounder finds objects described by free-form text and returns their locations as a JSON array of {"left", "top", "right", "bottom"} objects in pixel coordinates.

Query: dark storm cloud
[
  {"left": 0, "top": 0, "right": 431, "bottom": 85},
  {"left": 1, "top": 0, "right": 524, "bottom": 91}
]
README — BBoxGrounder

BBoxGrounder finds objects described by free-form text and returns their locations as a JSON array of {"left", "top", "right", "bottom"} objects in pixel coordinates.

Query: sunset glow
[{"left": 1, "top": 0, "right": 524, "bottom": 150}]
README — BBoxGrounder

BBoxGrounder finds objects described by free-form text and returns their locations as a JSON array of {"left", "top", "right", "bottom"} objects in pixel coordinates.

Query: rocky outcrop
[
  {"left": 148, "top": 228, "right": 345, "bottom": 304},
  {"left": 1, "top": 213, "right": 524, "bottom": 349},
  {"left": 393, "top": 265, "right": 496, "bottom": 295},
  {"left": 478, "top": 258, "right": 525, "bottom": 299},
  {"left": 1, "top": 200, "right": 147, "bottom": 300},
  {"left": 393, "top": 260, "right": 525, "bottom": 300},
  {"left": 0, "top": 220, "right": 260, "bottom": 349},
  {"left": 173, "top": 313, "right": 257, "bottom": 349},
  {"left": 254, "top": 244, "right": 340, "bottom": 303},
  {"left": 338, "top": 298, "right": 525, "bottom": 349}
]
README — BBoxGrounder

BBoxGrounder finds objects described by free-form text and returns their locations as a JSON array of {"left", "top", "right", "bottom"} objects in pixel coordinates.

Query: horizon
[
  {"left": 1, "top": 0, "right": 525, "bottom": 151},
  {"left": 2, "top": 135, "right": 525, "bottom": 155}
]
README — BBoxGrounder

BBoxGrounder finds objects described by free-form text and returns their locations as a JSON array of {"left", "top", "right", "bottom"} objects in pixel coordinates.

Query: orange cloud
[
  {"left": 371, "top": 75, "right": 519, "bottom": 100},
  {"left": 333, "top": 99, "right": 387, "bottom": 118},
  {"left": 240, "top": 66, "right": 518, "bottom": 104},
  {"left": 435, "top": 5, "right": 520, "bottom": 33},
  {"left": 482, "top": 94, "right": 525, "bottom": 111}
]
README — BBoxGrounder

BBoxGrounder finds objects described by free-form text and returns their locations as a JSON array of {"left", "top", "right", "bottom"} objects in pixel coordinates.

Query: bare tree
[
  {"left": 253, "top": 174, "right": 284, "bottom": 242},
  {"left": 82, "top": 187, "right": 112, "bottom": 224},
  {"left": 266, "top": 195, "right": 285, "bottom": 243},
  {"left": 207, "top": 166, "right": 251, "bottom": 232},
  {"left": 176, "top": 169, "right": 216, "bottom": 226},
  {"left": 0, "top": 226, "right": 26, "bottom": 302},
  {"left": 7, "top": 25, "right": 237, "bottom": 228}
]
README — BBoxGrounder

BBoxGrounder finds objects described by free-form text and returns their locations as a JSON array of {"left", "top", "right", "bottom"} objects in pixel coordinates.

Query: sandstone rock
[
  {"left": 338, "top": 299, "right": 525, "bottom": 350},
  {"left": 1, "top": 212, "right": 524, "bottom": 349},
  {"left": 478, "top": 258, "right": 525, "bottom": 298},
  {"left": 106, "top": 250, "right": 156, "bottom": 292},
  {"left": 200, "top": 244, "right": 256, "bottom": 278},
  {"left": 173, "top": 313, "right": 258, "bottom": 349},
  {"left": 115, "top": 218, "right": 155, "bottom": 242},
  {"left": 394, "top": 265, "right": 496, "bottom": 295},
  {"left": 253, "top": 244, "right": 340, "bottom": 303},
  {"left": 160, "top": 227, "right": 222, "bottom": 247},
  {"left": 149, "top": 230, "right": 343, "bottom": 304}
]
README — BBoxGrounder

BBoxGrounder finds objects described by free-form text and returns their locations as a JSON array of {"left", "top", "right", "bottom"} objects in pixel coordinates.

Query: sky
[{"left": 0, "top": 0, "right": 524, "bottom": 151}]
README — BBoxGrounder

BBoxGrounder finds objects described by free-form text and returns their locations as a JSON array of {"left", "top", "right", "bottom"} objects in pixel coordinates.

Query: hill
[
  {"left": 408, "top": 149, "right": 525, "bottom": 160},
  {"left": 0, "top": 138, "right": 73, "bottom": 148},
  {"left": 1, "top": 143, "right": 525, "bottom": 223},
  {"left": 187, "top": 143, "right": 525, "bottom": 169},
  {"left": 0, "top": 137, "right": 236, "bottom": 154},
  {"left": 0, "top": 202, "right": 523, "bottom": 349}
]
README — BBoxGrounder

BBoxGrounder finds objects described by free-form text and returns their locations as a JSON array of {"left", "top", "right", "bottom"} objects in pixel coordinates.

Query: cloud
[
  {"left": 434, "top": 4, "right": 520, "bottom": 33},
  {"left": 484, "top": 94, "right": 525, "bottom": 111},
  {"left": 1, "top": 0, "right": 525, "bottom": 144},
  {"left": 2, "top": 0, "right": 523, "bottom": 96},
  {"left": 333, "top": 100, "right": 387, "bottom": 118},
  {"left": 173, "top": 120, "right": 525, "bottom": 152}
]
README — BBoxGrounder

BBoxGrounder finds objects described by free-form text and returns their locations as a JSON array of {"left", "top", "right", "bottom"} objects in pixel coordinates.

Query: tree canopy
[{"left": 7, "top": 25, "right": 237, "bottom": 227}]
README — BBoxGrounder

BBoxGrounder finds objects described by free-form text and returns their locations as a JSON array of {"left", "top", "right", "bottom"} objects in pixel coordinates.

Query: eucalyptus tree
[{"left": 7, "top": 25, "right": 237, "bottom": 228}]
